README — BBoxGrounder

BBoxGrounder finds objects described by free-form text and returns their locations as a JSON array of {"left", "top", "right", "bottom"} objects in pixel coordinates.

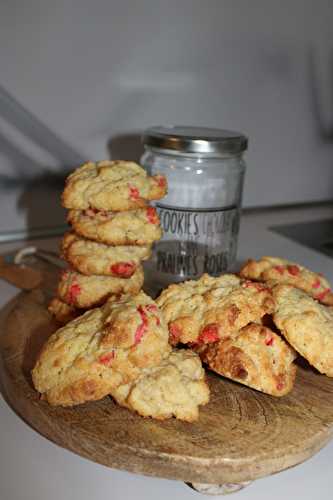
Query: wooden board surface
[{"left": 1, "top": 288, "right": 333, "bottom": 485}]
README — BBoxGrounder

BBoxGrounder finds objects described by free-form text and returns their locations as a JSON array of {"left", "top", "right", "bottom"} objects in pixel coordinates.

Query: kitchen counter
[{"left": 1, "top": 204, "right": 333, "bottom": 500}]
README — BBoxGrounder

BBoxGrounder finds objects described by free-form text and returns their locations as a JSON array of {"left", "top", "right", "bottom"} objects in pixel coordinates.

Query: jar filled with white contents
[{"left": 141, "top": 126, "right": 248, "bottom": 295}]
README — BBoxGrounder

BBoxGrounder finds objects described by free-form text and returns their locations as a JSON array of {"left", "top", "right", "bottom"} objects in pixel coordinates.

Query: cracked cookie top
[
  {"left": 67, "top": 207, "right": 162, "bottom": 246},
  {"left": 32, "top": 292, "right": 171, "bottom": 406},
  {"left": 240, "top": 256, "right": 333, "bottom": 305},
  {"left": 62, "top": 161, "right": 167, "bottom": 211},
  {"left": 57, "top": 266, "right": 144, "bottom": 309},
  {"left": 195, "top": 323, "right": 297, "bottom": 396},
  {"left": 273, "top": 284, "right": 333, "bottom": 377},
  {"left": 61, "top": 232, "right": 151, "bottom": 277},
  {"left": 157, "top": 274, "right": 275, "bottom": 345}
]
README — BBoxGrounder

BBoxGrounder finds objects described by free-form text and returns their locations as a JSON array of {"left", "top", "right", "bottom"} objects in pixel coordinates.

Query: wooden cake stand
[{"left": 1, "top": 288, "right": 333, "bottom": 495}]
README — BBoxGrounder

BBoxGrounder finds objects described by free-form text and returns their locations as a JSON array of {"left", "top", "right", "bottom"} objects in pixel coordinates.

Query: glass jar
[{"left": 141, "top": 126, "right": 247, "bottom": 295}]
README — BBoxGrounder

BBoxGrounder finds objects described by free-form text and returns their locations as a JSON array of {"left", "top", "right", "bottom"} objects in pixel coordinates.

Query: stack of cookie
[
  {"left": 49, "top": 161, "right": 167, "bottom": 323},
  {"left": 33, "top": 291, "right": 210, "bottom": 421}
]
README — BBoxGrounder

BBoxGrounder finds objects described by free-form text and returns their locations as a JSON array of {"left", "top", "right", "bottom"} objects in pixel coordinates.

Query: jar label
[{"left": 153, "top": 204, "right": 240, "bottom": 278}]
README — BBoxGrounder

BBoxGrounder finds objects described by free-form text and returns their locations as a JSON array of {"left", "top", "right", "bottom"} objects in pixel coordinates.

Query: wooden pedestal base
[{"left": 188, "top": 481, "right": 252, "bottom": 495}]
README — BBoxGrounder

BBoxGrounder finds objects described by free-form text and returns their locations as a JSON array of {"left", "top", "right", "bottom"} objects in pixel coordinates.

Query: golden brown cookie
[
  {"left": 196, "top": 323, "right": 297, "bottom": 396},
  {"left": 157, "top": 274, "right": 275, "bottom": 345},
  {"left": 48, "top": 297, "right": 83, "bottom": 324},
  {"left": 273, "top": 284, "right": 333, "bottom": 376},
  {"left": 111, "top": 349, "right": 210, "bottom": 422},
  {"left": 62, "top": 161, "right": 167, "bottom": 211},
  {"left": 57, "top": 266, "right": 144, "bottom": 308},
  {"left": 61, "top": 232, "right": 151, "bottom": 277},
  {"left": 32, "top": 292, "right": 171, "bottom": 406},
  {"left": 240, "top": 256, "right": 333, "bottom": 305},
  {"left": 67, "top": 207, "right": 162, "bottom": 246}
]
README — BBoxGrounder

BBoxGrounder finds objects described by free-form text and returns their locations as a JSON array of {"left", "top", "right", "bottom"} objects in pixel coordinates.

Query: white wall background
[{"left": 1, "top": 0, "right": 333, "bottom": 233}]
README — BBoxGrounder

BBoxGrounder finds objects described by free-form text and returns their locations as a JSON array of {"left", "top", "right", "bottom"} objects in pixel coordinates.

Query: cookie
[
  {"left": 273, "top": 284, "right": 333, "bottom": 376},
  {"left": 62, "top": 161, "right": 167, "bottom": 211},
  {"left": 32, "top": 292, "right": 171, "bottom": 406},
  {"left": 111, "top": 349, "right": 210, "bottom": 421},
  {"left": 196, "top": 323, "right": 297, "bottom": 396},
  {"left": 57, "top": 266, "right": 144, "bottom": 308},
  {"left": 157, "top": 274, "right": 275, "bottom": 345},
  {"left": 67, "top": 207, "right": 162, "bottom": 246},
  {"left": 61, "top": 232, "right": 151, "bottom": 277},
  {"left": 240, "top": 256, "right": 333, "bottom": 305},
  {"left": 48, "top": 297, "right": 83, "bottom": 324}
]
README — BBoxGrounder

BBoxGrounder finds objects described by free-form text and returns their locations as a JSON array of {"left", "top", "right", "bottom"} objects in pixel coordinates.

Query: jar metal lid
[{"left": 142, "top": 125, "right": 248, "bottom": 155}]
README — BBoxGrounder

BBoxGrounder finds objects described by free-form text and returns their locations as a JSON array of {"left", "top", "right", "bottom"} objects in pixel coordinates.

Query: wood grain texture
[{"left": 1, "top": 289, "right": 333, "bottom": 484}]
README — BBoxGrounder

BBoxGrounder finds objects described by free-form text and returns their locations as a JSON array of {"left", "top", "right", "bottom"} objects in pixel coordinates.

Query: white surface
[
  {"left": 1, "top": 206, "right": 333, "bottom": 500},
  {"left": 0, "top": 399, "right": 332, "bottom": 500},
  {"left": 2, "top": 1, "right": 333, "bottom": 233}
]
